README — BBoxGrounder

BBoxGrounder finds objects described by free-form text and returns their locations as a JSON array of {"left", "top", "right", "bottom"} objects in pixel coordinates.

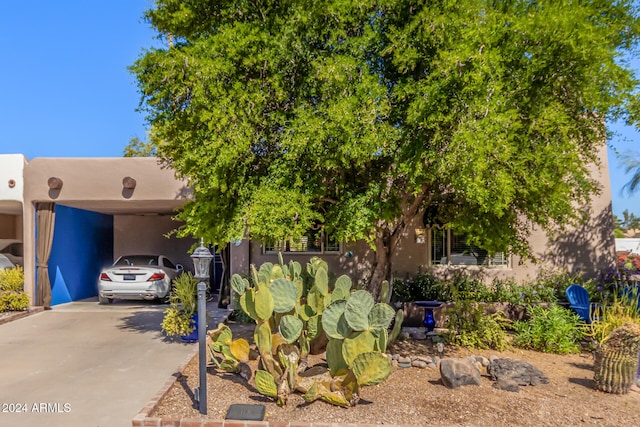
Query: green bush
[
  {"left": 0, "top": 291, "right": 29, "bottom": 312},
  {"left": 0, "top": 266, "right": 24, "bottom": 292},
  {"left": 588, "top": 291, "right": 640, "bottom": 345},
  {"left": 394, "top": 271, "right": 565, "bottom": 304},
  {"left": 512, "top": 304, "right": 585, "bottom": 354},
  {"left": 444, "top": 300, "right": 508, "bottom": 351},
  {"left": 532, "top": 269, "right": 583, "bottom": 303},
  {"left": 392, "top": 272, "right": 442, "bottom": 302}
]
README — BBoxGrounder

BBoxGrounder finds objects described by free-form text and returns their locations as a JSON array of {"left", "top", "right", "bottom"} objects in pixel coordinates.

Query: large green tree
[{"left": 131, "top": 0, "right": 640, "bottom": 297}]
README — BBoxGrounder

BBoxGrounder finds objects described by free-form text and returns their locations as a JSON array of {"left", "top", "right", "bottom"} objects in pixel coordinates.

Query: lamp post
[{"left": 191, "top": 239, "right": 213, "bottom": 415}]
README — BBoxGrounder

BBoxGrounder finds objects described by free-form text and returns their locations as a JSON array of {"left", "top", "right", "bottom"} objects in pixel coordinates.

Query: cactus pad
[
  {"left": 344, "top": 290, "right": 375, "bottom": 331},
  {"left": 342, "top": 330, "right": 376, "bottom": 366},
  {"left": 352, "top": 352, "right": 392, "bottom": 386},
  {"left": 279, "top": 315, "right": 303, "bottom": 343},
  {"left": 322, "top": 300, "right": 352, "bottom": 339},
  {"left": 231, "top": 274, "right": 247, "bottom": 296},
  {"left": 270, "top": 278, "right": 298, "bottom": 313},
  {"left": 255, "top": 370, "right": 278, "bottom": 397},
  {"left": 368, "top": 303, "right": 395, "bottom": 330}
]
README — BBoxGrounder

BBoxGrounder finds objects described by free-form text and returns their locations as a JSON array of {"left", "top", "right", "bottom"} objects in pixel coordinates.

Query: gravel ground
[{"left": 153, "top": 321, "right": 640, "bottom": 426}]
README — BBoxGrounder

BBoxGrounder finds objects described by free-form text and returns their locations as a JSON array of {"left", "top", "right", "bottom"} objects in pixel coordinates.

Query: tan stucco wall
[{"left": 114, "top": 215, "right": 197, "bottom": 272}]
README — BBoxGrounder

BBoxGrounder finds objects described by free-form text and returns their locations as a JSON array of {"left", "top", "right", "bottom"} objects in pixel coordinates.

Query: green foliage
[
  {"left": 0, "top": 291, "right": 29, "bottom": 312},
  {"left": 161, "top": 272, "right": 199, "bottom": 336},
  {"left": 122, "top": 136, "right": 158, "bottom": 157},
  {"left": 393, "top": 271, "right": 566, "bottom": 304},
  {"left": 444, "top": 301, "right": 508, "bottom": 351},
  {"left": 0, "top": 267, "right": 28, "bottom": 312},
  {"left": 512, "top": 305, "right": 586, "bottom": 354},
  {"left": 589, "top": 292, "right": 640, "bottom": 345},
  {"left": 0, "top": 266, "right": 24, "bottom": 292},
  {"left": 208, "top": 323, "right": 250, "bottom": 373},
  {"left": 392, "top": 273, "right": 442, "bottom": 302},
  {"left": 131, "top": 0, "right": 640, "bottom": 296},
  {"left": 160, "top": 307, "right": 194, "bottom": 336},
  {"left": 169, "top": 272, "right": 198, "bottom": 315}
]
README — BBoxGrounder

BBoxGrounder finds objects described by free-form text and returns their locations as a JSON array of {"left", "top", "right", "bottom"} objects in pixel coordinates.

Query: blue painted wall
[{"left": 48, "top": 205, "right": 113, "bottom": 305}]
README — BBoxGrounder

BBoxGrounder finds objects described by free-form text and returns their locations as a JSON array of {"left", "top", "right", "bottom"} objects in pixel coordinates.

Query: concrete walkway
[{"left": 0, "top": 298, "right": 230, "bottom": 427}]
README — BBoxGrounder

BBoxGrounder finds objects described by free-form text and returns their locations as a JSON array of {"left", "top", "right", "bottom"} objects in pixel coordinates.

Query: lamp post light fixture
[{"left": 190, "top": 239, "right": 213, "bottom": 415}]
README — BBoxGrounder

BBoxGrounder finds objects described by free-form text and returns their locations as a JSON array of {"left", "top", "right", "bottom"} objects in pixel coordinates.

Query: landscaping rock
[
  {"left": 412, "top": 359, "right": 428, "bottom": 369},
  {"left": 487, "top": 358, "right": 549, "bottom": 392},
  {"left": 439, "top": 358, "right": 482, "bottom": 388},
  {"left": 413, "top": 331, "right": 428, "bottom": 340},
  {"left": 493, "top": 378, "right": 521, "bottom": 392}
]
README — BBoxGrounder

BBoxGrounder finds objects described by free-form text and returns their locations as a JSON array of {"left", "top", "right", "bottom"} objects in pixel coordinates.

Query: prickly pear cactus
[
  {"left": 208, "top": 323, "right": 251, "bottom": 374},
  {"left": 594, "top": 323, "right": 640, "bottom": 394},
  {"left": 228, "top": 255, "right": 397, "bottom": 407}
]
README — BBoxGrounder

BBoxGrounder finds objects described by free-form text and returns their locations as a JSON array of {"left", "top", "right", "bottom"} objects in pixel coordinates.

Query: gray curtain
[{"left": 36, "top": 202, "right": 55, "bottom": 308}]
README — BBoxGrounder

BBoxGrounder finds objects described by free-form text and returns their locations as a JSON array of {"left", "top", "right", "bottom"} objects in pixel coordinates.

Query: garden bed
[{"left": 141, "top": 320, "right": 640, "bottom": 427}]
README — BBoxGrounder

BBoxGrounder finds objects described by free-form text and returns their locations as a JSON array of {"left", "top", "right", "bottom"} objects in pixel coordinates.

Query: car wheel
[{"left": 98, "top": 295, "right": 114, "bottom": 305}]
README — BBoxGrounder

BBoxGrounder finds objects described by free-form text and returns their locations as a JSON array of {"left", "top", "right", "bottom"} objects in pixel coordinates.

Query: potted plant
[{"left": 161, "top": 272, "right": 198, "bottom": 341}]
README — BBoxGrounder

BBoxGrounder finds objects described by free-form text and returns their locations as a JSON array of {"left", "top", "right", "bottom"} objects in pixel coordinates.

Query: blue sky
[{"left": 0, "top": 1, "right": 637, "bottom": 217}]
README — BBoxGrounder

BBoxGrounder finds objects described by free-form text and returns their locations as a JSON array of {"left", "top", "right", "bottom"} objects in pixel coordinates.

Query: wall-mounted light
[
  {"left": 8, "top": 179, "right": 15, "bottom": 188},
  {"left": 48, "top": 177, "right": 63, "bottom": 190},
  {"left": 122, "top": 176, "right": 137, "bottom": 190},
  {"left": 415, "top": 228, "right": 427, "bottom": 244}
]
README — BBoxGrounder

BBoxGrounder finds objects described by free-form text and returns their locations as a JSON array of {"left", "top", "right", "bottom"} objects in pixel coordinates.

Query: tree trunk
[
  {"left": 367, "top": 187, "right": 429, "bottom": 300},
  {"left": 368, "top": 233, "right": 392, "bottom": 301}
]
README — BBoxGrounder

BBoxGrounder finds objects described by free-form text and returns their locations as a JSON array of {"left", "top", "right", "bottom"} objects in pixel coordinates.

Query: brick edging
[{"left": 0, "top": 306, "right": 45, "bottom": 326}]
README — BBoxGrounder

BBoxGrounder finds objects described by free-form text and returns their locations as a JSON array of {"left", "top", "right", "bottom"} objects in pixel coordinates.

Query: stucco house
[{"left": 0, "top": 145, "right": 616, "bottom": 308}]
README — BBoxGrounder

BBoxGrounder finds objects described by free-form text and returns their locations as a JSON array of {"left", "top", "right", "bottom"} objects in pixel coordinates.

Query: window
[
  {"left": 264, "top": 228, "right": 340, "bottom": 254},
  {"left": 430, "top": 227, "right": 508, "bottom": 267}
]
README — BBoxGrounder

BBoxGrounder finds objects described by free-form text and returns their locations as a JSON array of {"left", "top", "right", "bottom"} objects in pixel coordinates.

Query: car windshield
[{"left": 114, "top": 255, "right": 159, "bottom": 267}]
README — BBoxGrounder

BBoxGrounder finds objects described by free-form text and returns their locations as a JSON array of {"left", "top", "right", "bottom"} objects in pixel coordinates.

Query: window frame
[
  {"left": 428, "top": 225, "right": 509, "bottom": 268},
  {"left": 262, "top": 228, "right": 341, "bottom": 255}
]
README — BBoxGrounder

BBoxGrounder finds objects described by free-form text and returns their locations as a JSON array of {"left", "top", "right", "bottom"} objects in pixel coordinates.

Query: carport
[{"left": 23, "top": 157, "right": 197, "bottom": 307}]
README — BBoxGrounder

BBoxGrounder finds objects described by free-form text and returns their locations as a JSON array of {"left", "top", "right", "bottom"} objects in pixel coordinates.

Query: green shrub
[
  {"left": 589, "top": 292, "right": 640, "bottom": 345},
  {"left": 512, "top": 304, "right": 585, "bottom": 354},
  {"left": 532, "top": 269, "right": 584, "bottom": 303},
  {"left": 0, "top": 291, "right": 29, "bottom": 312},
  {"left": 0, "top": 266, "right": 24, "bottom": 292},
  {"left": 392, "top": 272, "right": 443, "bottom": 302},
  {"left": 161, "top": 307, "right": 195, "bottom": 336},
  {"left": 169, "top": 272, "right": 198, "bottom": 315},
  {"left": 161, "top": 272, "right": 199, "bottom": 336},
  {"left": 444, "top": 300, "right": 508, "bottom": 351}
]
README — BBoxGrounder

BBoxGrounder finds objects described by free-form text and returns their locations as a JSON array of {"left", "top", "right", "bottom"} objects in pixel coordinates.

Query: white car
[
  {"left": 97, "top": 255, "right": 183, "bottom": 304},
  {"left": 0, "top": 239, "right": 23, "bottom": 267},
  {"left": 0, "top": 254, "right": 15, "bottom": 270}
]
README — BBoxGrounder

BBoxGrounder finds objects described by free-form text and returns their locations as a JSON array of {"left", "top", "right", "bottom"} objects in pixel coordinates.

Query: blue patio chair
[{"left": 565, "top": 284, "right": 599, "bottom": 323}]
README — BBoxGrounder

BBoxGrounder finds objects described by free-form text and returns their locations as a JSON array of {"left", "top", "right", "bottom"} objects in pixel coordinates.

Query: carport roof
[{"left": 24, "top": 157, "right": 192, "bottom": 216}]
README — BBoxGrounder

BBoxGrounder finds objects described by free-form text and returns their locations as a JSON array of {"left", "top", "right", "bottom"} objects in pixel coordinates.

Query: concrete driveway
[{"left": 0, "top": 298, "right": 229, "bottom": 427}]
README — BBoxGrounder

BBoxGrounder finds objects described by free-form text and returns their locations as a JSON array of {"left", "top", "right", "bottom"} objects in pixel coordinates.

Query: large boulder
[
  {"left": 439, "top": 358, "right": 482, "bottom": 388},
  {"left": 487, "top": 358, "right": 549, "bottom": 392}
]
